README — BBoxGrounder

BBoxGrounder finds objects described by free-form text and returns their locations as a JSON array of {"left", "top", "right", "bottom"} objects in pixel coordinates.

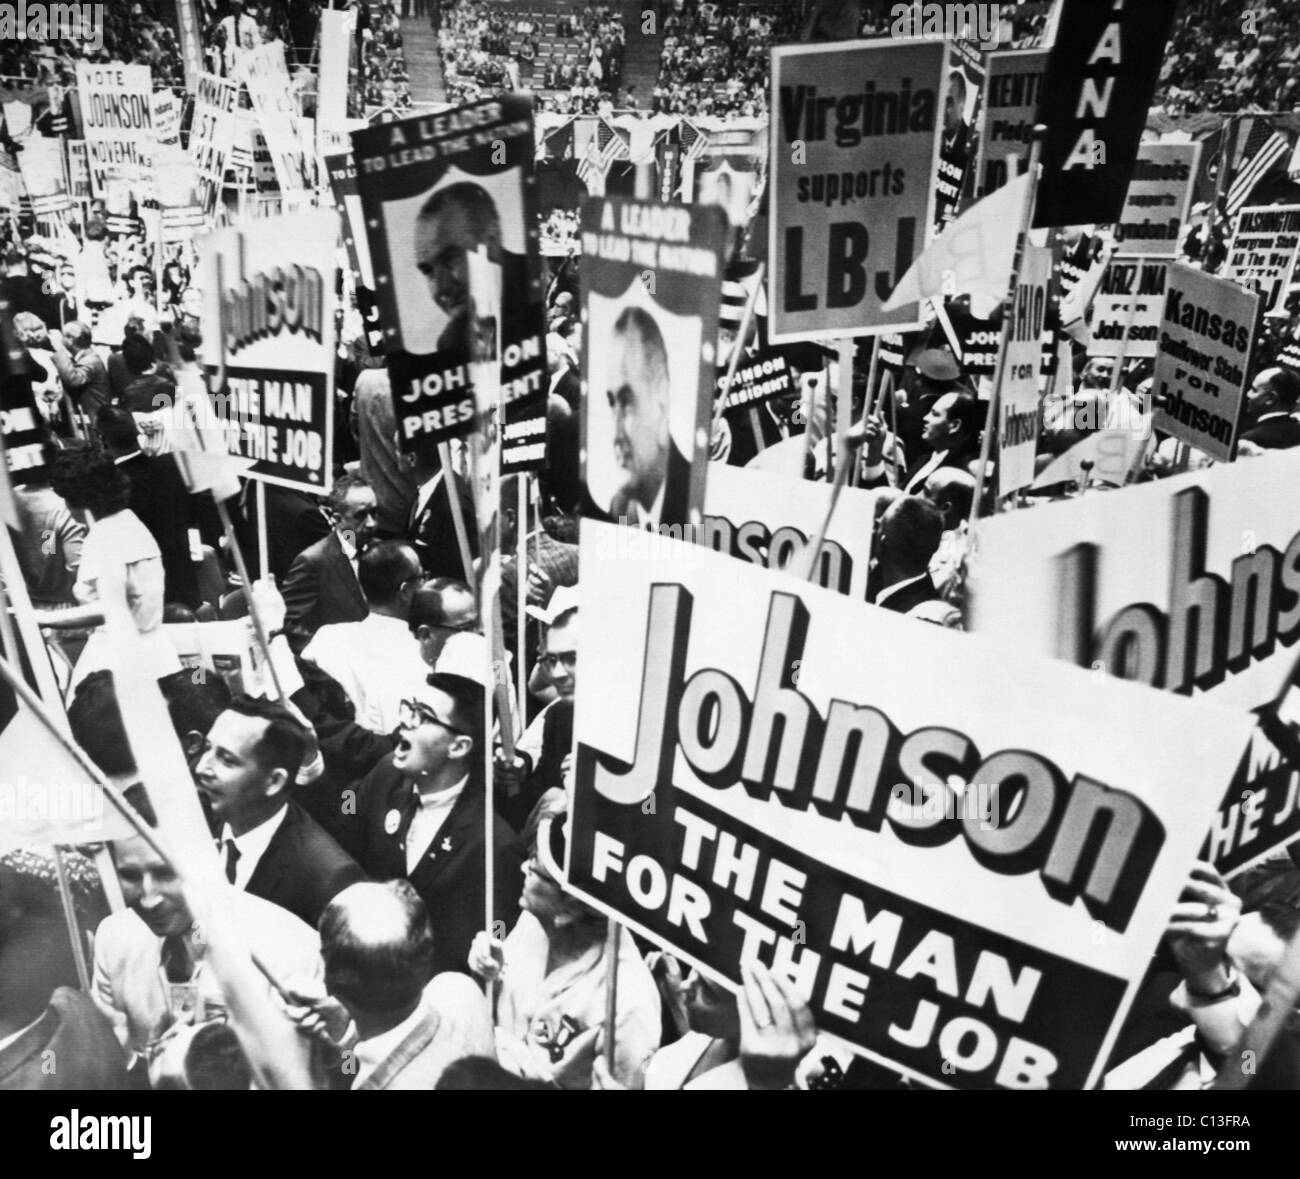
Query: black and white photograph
[{"left": 4, "top": 0, "right": 1300, "bottom": 1156}]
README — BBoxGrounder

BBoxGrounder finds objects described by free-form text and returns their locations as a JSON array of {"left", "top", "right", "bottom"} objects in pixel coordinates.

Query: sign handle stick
[
  {"left": 1106, "top": 293, "right": 1139, "bottom": 402},
  {"left": 968, "top": 127, "right": 1046, "bottom": 530},
  {"left": 256, "top": 479, "right": 270, "bottom": 583},
  {"left": 215, "top": 496, "right": 287, "bottom": 702},
  {"left": 516, "top": 474, "right": 528, "bottom": 722},
  {"left": 860, "top": 335, "right": 883, "bottom": 426},
  {"left": 798, "top": 427, "right": 866, "bottom": 584},
  {"left": 438, "top": 441, "right": 477, "bottom": 596},
  {"left": 602, "top": 922, "right": 621, "bottom": 1073},
  {"left": 51, "top": 846, "right": 91, "bottom": 991}
]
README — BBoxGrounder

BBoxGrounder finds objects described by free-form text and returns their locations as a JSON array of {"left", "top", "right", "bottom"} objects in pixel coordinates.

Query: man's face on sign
[
  {"left": 944, "top": 75, "right": 966, "bottom": 138},
  {"left": 608, "top": 325, "right": 670, "bottom": 504},
  {"left": 415, "top": 200, "right": 500, "bottom": 322}
]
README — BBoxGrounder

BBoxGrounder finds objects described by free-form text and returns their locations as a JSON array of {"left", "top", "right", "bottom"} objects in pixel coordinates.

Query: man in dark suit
[
  {"left": 282, "top": 473, "right": 376, "bottom": 651},
  {"left": 337, "top": 672, "right": 522, "bottom": 977},
  {"left": 601, "top": 305, "right": 694, "bottom": 530},
  {"left": 402, "top": 437, "right": 479, "bottom": 583},
  {"left": 1239, "top": 367, "right": 1300, "bottom": 450},
  {"left": 862, "top": 390, "right": 983, "bottom": 495},
  {"left": 868, "top": 495, "right": 945, "bottom": 615},
  {"left": 195, "top": 696, "right": 366, "bottom": 928}
]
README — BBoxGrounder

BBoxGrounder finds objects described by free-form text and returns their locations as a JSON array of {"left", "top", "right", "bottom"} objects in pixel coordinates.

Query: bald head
[
  {"left": 923, "top": 469, "right": 975, "bottom": 531},
  {"left": 320, "top": 881, "right": 434, "bottom": 1024}
]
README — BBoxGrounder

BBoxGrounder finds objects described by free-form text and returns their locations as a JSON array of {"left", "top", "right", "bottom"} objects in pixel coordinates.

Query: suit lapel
[
  {"left": 372, "top": 775, "right": 415, "bottom": 878},
  {"left": 408, "top": 783, "right": 483, "bottom": 891},
  {"left": 245, "top": 806, "right": 293, "bottom": 900}
]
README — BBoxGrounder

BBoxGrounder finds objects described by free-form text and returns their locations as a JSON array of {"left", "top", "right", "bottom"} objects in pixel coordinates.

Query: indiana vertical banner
[
  {"left": 199, "top": 210, "right": 338, "bottom": 493},
  {"left": 1032, "top": 0, "right": 1179, "bottom": 229},
  {"left": 768, "top": 39, "right": 947, "bottom": 343},
  {"left": 350, "top": 96, "right": 548, "bottom": 460},
  {"left": 579, "top": 197, "right": 728, "bottom": 534},
  {"left": 565, "top": 524, "right": 1254, "bottom": 1089},
  {"left": 975, "top": 48, "right": 1047, "bottom": 197}
]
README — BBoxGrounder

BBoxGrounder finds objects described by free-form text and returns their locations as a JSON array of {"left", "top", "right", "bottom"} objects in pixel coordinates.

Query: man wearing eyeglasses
[
  {"left": 338, "top": 672, "right": 523, "bottom": 976},
  {"left": 408, "top": 578, "right": 480, "bottom": 670}
]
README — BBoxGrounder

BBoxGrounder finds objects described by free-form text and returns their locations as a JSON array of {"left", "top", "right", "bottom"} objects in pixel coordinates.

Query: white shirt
[
  {"left": 303, "top": 613, "right": 429, "bottom": 733},
  {"left": 337, "top": 528, "right": 360, "bottom": 582},
  {"left": 406, "top": 777, "right": 467, "bottom": 874},
  {"left": 219, "top": 806, "right": 287, "bottom": 891},
  {"left": 875, "top": 572, "right": 930, "bottom": 610},
  {"left": 902, "top": 450, "right": 945, "bottom": 494},
  {"left": 352, "top": 996, "right": 429, "bottom": 1089},
  {"left": 412, "top": 471, "right": 445, "bottom": 527}
]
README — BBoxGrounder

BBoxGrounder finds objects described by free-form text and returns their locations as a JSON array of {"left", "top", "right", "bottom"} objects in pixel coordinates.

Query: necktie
[
  {"left": 221, "top": 838, "right": 241, "bottom": 885},
  {"left": 160, "top": 933, "right": 194, "bottom": 983}
]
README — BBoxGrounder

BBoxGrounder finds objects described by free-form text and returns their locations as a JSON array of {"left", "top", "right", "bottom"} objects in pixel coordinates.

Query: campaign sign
[
  {"left": 1032, "top": 0, "right": 1179, "bottom": 229},
  {"left": 1150, "top": 263, "right": 1257, "bottom": 462},
  {"left": 1224, "top": 204, "right": 1300, "bottom": 313},
  {"left": 702, "top": 462, "right": 879, "bottom": 601},
  {"left": 200, "top": 210, "right": 338, "bottom": 493},
  {"left": 579, "top": 197, "right": 728, "bottom": 535},
  {"left": 567, "top": 523, "right": 1253, "bottom": 1089},
  {"left": 998, "top": 244, "right": 1052, "bottom": 496},
  {"left": 1114, "top": 143, "right": 1200, "bottom": 257},
  {"left": 1086, "top": 256, "right": 1168, "bottom": 360},
  {"left": 351, "top": 96, "right": 548, "bottom": 467},
  {"left": 769, "top": 39, "right": 946, "bottom": 342},
  {"left": 75, "top": 61, "right": 154, "bottom": 197},
  {"left": 975, "top": 49, "right": 1047, "bottom": 197}
]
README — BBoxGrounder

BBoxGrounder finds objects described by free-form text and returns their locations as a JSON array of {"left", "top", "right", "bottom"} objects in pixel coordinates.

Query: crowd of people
[
  {"left": 0, "top": 0, "right": 186, "bottom": 91},
  {"left": 652, "top": 4, "right": 796, "bottom": 119},
  {"left": 439, "top": 1, "right": 625, "bottom": 112},
  {"left": 6, "top": 0, "right": 1300, "bottom": 1106}
]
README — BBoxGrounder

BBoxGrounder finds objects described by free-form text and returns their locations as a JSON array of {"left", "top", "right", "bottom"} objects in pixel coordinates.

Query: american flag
[
  {"left": 679, "top": 119, "right": 709, "bottom": 164},
  {"left": 1227, "top": 119, "right": 1290, "bottom": 217},
  {"left": 576, "top": 139, "right": 603, "bottom": 188},
  {"left": 596, "top": 120, "right": 628, "bottom": 166}
]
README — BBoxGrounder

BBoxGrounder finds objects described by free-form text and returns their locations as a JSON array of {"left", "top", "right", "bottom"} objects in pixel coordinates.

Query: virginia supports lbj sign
[
  {"left": 568, "top": 523, "right": 1252, "bottom": 1089},
  {"left": 768, "top": 39, "right": 945, "bottom": 342}
]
